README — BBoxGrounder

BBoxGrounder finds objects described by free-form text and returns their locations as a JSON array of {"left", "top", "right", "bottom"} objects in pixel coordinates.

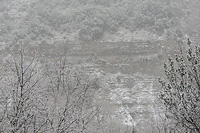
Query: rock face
[{"left": 66, "top": 40, "right": 163, "bottom": 73}]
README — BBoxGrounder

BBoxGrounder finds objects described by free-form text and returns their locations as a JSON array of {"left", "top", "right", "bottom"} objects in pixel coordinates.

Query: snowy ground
[{"left": 92, "top": 70, "right": 160, "bottom": 132}]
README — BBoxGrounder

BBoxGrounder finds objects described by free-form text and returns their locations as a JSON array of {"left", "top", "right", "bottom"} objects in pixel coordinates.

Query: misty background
[{"left": 0, "top": 0, "right": 200, "bottom": 132}]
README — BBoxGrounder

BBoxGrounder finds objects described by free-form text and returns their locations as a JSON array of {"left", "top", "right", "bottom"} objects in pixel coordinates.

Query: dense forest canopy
[{"left": 0, "top": 0, "right": 199, "bottom": 46}]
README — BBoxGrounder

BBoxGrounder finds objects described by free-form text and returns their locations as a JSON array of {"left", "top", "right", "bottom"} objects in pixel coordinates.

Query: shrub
[{"left": 158, "top": 39, "right": 200, "bottom": 133}]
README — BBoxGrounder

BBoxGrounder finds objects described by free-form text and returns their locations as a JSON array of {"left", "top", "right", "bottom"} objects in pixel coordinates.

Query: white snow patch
[
  {"left": 101, "top": 28, "right": 165, "bottom": 42},
  {"left": 116, "top": 107, "right": 135, "bottom": 126}
]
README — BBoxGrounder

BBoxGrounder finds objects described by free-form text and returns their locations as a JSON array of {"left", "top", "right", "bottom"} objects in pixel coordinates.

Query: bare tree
[
  {"left": 0, "top": 49, "right": 48, "bottom": 133},
  {"left": 43, "top": 58, "right": 102, "bottom": 132},
  {"left": 158, "top": 39, "right": 200, "bottom": 133},
  {"left": 0, "top": 49, "right": 114, "bottom": 133}
]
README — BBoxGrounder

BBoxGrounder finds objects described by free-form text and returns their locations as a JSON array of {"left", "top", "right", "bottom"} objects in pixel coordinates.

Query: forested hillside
[{"left": 0, "top": 0, "right": 199, "bottom": 47}]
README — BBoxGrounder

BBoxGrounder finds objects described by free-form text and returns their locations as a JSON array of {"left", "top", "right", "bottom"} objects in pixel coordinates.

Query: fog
[{"left": 0, "top": 0, "right": 199, "bottom": 132}]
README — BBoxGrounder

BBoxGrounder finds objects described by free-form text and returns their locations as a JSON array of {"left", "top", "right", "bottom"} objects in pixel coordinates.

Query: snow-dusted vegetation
[
  {"left": 0, "top": 0, "right": 200, "bottom": 132},
  {"left": 0, "top": 0, "right": 199, "bottom": 46},
  {"left": 158, "top": 40, "right": 200, "bottom": 133}
]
